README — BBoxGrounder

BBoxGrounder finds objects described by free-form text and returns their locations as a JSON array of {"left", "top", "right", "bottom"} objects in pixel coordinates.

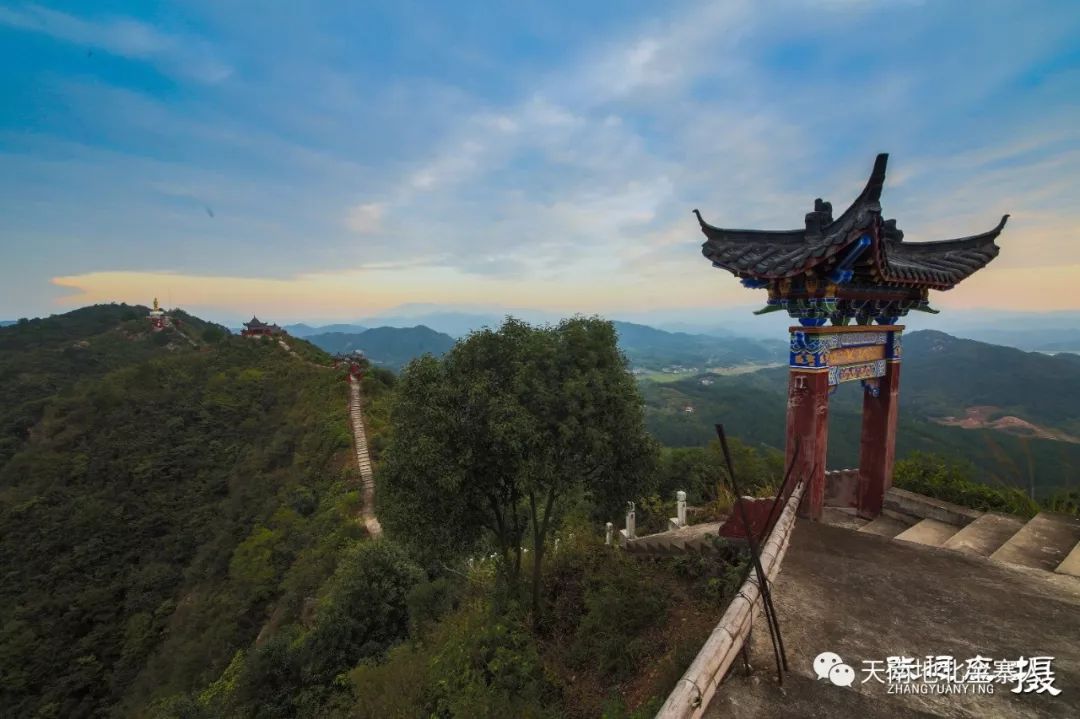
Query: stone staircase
[
  {"left": 348, "top": 375, "right": 382, "bottom": 538},
  {"left": 822, "top": 487, "right": 1080, "bottom": 578},
  {"left": 622, "top": 520, "right": 728, "bottom": 555}
]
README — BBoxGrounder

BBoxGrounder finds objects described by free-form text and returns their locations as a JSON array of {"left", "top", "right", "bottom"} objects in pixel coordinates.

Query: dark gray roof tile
[{"left": 696, "top": 154, "right": 1007, "bottom": 289}]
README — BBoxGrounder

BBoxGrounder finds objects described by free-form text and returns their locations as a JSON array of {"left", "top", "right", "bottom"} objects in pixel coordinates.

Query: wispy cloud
[
  {"left": 345, "top": 202, "right": 385, "bottom": 235},
  {"left": 0, "top": 3, "right": 231, "bottom": 82}
]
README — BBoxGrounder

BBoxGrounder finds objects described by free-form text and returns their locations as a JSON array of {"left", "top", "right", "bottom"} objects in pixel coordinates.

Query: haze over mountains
[
  {"left": 11, "top": 304, "right": 1080, "bottom": 354},
  {"left": 299, "top": 320, "right": 787, "bottom": 372},
  {"left": 276, "top": 305, "right": 1080, "bottom": 353}
]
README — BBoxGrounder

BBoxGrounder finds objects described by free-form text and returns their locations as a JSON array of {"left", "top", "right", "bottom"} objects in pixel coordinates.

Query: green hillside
[
  {"left": 901, "top": 331, "right": 1080, "bottom": 436},
  {"left": 0, "top": 304, "right": 229, "bottom": 466},
  {"left": 0, "top": 306, "right": 379, "bottom": 717}
]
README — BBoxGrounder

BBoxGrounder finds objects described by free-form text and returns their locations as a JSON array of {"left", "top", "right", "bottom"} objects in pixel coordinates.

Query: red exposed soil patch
[{"left": 934, "top": 405, "right": 1079, "bottom": 444}]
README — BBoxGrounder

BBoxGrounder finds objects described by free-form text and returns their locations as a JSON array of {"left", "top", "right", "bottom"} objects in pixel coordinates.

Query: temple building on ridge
[
  {"left": 241, "top": 316, "right": 285, "bottom": 338},
  {"left": 147, "top": 298, "right": 170, "bottom": 331}
]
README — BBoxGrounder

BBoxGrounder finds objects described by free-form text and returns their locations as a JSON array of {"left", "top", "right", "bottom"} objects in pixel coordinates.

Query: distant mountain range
[
  {"left": 611, "top": 321, "right": 785, "bottom": 370},
  {"left": 0, "top": 321, "right": 15, "bottom": 327},
  {"left": 298, "top": 320, "right": 786, "bottom": 372},
  {"left": 277, "top": 306, "right": 1080, "bottom": 352},
  {"left": 305, "top": 326, "right": 456, "bottom": 369},
  {"left": 641, "top": 329, "right": 1080, "bottom": 496},
  {"left": 285, "top": 311, "right": 506, "bottom": 338},
  {"left": 284, "top": 322, "right": 368, "bottom": 337}
]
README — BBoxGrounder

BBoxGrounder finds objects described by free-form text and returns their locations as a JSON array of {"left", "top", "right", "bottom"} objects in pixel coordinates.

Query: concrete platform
[
  {"left": 894, "top": 518, "right": 960, "bottom": 547},
  {"left": 990, "top": 512, "right": 1080, "bottom": 572},
  {"left": 705, "top": 666, "right": 937, "bottom": 718},
  {"left": 859, "top": 513, "right": 914, "bottom": 538},
  {"left": 822, "top": 506, "right": 870, "bottom": 531},
  {"left": 943, "top": 513, "right": 1026, "bottom": 557},
  {"left": 704, "top": 520, "right": 1080, "bottom": 718}
]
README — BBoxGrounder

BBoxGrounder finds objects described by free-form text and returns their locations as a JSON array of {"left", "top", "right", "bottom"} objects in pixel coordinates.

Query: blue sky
[{"left": 1, "top": 0, "right": 1078, "bottom": 323}]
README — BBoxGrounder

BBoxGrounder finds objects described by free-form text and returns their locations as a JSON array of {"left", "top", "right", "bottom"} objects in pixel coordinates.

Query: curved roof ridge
[{"left": 888, "top": 215, "right": 1009, "bottom": 251}]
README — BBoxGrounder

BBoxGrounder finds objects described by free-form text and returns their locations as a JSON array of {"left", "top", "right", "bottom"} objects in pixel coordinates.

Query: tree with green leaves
[{"left": 379, "top": 317, "right": 657, "bottom": 619}]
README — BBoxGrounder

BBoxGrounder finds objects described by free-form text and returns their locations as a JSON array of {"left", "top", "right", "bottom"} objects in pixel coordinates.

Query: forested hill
[
  {"left": 900, "top": 330, "right": 1080, "bottom": 436},
  {"left": 0, "top": 305, "right": 392, "bottom": 717},
  {"left": 611, "top": 320, "right": 785, "bottom": 369},
  {"left": 0, "top": 304, "right": 228, "bottom": 465}
]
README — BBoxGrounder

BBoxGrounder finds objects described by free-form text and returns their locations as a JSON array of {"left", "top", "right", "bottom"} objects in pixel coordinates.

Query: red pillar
[
  {"left": 786, "top": 369, "right": 830, "bottom": 520},
  {"left": 857, "top": 359, "right": 901, "bottom": 519}
]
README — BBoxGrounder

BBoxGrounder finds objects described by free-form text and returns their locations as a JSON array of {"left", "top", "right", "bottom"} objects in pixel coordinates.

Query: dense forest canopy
[{"left": 0, "top": 306, "right": 378, "bottom": 717}]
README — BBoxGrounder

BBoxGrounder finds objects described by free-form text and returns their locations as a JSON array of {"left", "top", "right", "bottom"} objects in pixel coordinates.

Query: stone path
[
  {"left": 704, "top": 520, "right": 1080, "bottom": 718},
  {"left": 348, "top": 374, "right": 382, "bottom": 537}
]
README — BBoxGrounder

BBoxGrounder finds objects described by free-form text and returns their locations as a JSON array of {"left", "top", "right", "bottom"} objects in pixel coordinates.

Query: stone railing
[{"left": 655, "top": 478, "right": 806, "bottom": 719}]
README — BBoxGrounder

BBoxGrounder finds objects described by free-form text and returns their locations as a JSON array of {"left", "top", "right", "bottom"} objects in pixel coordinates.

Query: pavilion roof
[{"left": 696, "top": 153, "right": 1006, "bottom": 290}]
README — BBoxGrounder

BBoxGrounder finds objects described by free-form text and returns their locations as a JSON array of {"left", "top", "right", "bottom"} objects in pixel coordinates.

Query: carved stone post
[
  {"left": 676, "top": 490, "right": 687, "bottom": 527},
  {"left": 625, "top": 501, "right": 636, "bottom": 540},
  {"left": 605, "top": 522, "right": 613, "bottom": 546}
]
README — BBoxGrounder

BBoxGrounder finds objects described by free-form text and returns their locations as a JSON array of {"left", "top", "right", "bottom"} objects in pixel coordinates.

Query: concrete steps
[
  {"left": 942, "top": 512, "right": 1026, "bottom": 557},
  {"left": 348, "top": 377, "right": 382, "bottom": 537},
  {"left": 821, "top": 506, "right": 869, "bottom": 531},
  {"left": 858, "top": 513, "right": 914, "bottom": 538},
  {"left": 822, "top": 491, "right": 1080, "bottom": 582},
  {"left": 1056, "top": 542, "right": 1080, "bottom": 578},
  {"left": 989, "top": 512, "right": 1080, "bottom": 572},
  {"left": 894, "top": 518, "right": 960, "bottom": 547},
  {"left": 883, "top": 487, "right": 981, "bottom": 526},
  {"left": 622, "top": 521, "right": 730, "bottom": 555}
]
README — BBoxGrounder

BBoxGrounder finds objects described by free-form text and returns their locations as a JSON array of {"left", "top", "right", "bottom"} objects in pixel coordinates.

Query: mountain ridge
[{"left": 304, "top": 325, "right": 456, "bottom": 369}]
